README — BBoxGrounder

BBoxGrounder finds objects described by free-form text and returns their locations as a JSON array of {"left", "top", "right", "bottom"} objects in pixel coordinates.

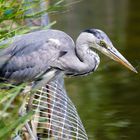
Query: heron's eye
[{"left": 100, "top": 40, "right": 107, "bottom": 48}]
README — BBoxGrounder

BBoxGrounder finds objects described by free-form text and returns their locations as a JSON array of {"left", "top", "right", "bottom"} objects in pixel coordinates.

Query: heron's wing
[{"left": 0, "top": 33, "right": 61, "bottom": 83}]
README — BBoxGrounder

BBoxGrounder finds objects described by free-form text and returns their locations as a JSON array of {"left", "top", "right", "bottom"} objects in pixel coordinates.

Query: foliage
[
  {"left": 0, "top": 0, "right": 64, "bottom": 42},
  {"left": 0, "top": 0, "right": 64, "bottom": 139}
]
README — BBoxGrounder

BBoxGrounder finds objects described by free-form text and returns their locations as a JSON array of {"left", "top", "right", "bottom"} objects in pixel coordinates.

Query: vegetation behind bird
[{"left": 0, "top": 0, "right": 64, "bottom": 139}]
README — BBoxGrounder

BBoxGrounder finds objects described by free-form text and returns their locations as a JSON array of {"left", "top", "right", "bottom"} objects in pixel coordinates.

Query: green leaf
[{"left": 0, "top": 111, "right": 34, "bottom": 139}]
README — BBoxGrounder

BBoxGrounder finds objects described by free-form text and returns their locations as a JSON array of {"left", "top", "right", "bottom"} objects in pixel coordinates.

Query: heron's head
[{"left": 82, "top": 29, "right": 137, "bottom": 73}]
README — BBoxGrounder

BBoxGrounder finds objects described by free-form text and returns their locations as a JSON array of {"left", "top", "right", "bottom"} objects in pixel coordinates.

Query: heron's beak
[{"left": 100, "top": 45, "right": 138, "bottom": 73}]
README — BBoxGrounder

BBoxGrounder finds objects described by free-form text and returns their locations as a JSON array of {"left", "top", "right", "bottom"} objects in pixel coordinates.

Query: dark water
[{"left": 53, "top": 0, "right": 140, "bottom": 139}]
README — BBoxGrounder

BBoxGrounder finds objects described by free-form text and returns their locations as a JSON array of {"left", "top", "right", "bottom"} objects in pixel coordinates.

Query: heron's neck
[{"left": 76, "top": 39, "right": 100, "bottom": 73}]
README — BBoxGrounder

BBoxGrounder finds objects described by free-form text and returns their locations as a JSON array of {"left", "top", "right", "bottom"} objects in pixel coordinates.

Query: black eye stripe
[{"left": 83, "top": 29, "right": 104, "bottom": 40}]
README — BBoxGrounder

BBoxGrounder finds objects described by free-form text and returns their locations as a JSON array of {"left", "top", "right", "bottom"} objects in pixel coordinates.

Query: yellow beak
[{"left": 107, "top": 46, "right": 138, "bottom": 73}]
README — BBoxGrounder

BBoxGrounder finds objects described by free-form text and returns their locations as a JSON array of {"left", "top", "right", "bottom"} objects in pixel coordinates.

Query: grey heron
[{"left": 0, "top": 29, "right": 137, "bottom": 89}]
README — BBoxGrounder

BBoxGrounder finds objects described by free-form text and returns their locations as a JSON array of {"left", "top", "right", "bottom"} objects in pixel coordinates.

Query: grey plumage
[
  {"left": 0, "top": 29, "right": 97, "bottom": 84},
  {"left": 0, "top": 30, "right": 72, "bottom": 82},
  {"left": 0, "top": 28, "right": 137, "bottom": 87}
]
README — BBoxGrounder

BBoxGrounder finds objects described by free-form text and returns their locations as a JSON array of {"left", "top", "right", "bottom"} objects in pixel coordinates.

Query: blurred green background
[{"left": 53, "top": 0, "right": 140, "bottom": 140}]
